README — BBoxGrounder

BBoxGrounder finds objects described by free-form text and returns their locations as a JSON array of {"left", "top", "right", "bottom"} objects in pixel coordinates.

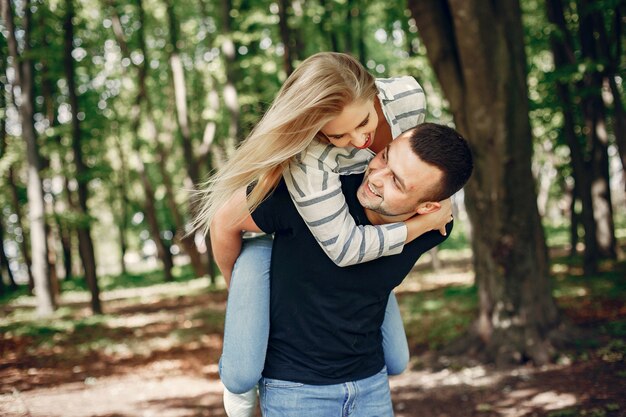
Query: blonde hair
[{"left": 193, "top": 52, "right": 377, "bottom": 234}]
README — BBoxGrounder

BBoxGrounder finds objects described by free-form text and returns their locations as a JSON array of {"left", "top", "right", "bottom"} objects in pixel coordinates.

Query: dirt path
[{"left": 1, "top": 355, "right": 625, "bottom": 417}]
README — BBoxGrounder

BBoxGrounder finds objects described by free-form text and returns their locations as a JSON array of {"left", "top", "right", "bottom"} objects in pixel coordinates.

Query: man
[{"left": 213, "top": 123, "right": 473, "bottom": 416}]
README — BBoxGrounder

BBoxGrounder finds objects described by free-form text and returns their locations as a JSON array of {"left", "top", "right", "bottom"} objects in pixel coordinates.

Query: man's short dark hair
[{"left": 408, "top": 123, "right": 473, "bottom": 202}]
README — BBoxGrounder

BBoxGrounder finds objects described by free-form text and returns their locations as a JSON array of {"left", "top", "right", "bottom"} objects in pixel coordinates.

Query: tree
[
  {"left": 408, "top": 0, "right": 563, "bottom": 365},
  {"left": 3, "top": 0, "right": 55, "bottom": 315},
  {"left": 164, "top": 0, "right": 209, "bottom": 278},
  {"left": 64, "top": 0, "right": 102, "bottom": 314}
]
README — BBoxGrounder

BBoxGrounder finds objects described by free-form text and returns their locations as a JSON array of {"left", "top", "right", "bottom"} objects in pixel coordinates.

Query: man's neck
[{"left": 364, "top": 208, "right": 413, "bottom": 226}]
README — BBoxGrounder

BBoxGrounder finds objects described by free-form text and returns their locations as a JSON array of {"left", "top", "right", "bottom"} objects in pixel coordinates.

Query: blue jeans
[
  {"left": 259, "top": 366, "right": 394, "bottom": 416},
  {"left": 219, "top": 236, "right": 409, "bottom": 394}
]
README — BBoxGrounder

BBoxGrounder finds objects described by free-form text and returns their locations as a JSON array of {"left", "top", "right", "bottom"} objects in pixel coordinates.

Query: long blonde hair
[{"left": 194, "top": 52, "right": 377, "bottom": 234}]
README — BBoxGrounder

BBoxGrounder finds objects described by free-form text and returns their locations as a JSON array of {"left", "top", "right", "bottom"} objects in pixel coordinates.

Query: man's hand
[{"left": 210, "top": 187, "right": 262, "bottom": 287}]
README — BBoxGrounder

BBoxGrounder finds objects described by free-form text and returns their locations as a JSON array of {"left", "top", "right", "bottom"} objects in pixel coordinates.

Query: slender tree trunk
[
  {"left": 113, "top": 134, "right": 129, "bottom": 275},
  {"left": 578, "top": 0, "right": 616, "bottom": 259},
  {"left": 3, "top": 3, "right": 34, "bottom": 292},
  {"left": 319, "top": 0, "right": 339, "bottom": 51},
  {"left": 546, "top": 0, "right": 599, "bottom": 273},
  {"left": 64, "top": 0, "right": 101, "bottom": 313},
  {"left": 345, "top": 0, "right": 354, "bottom": 54},
  {"left": 164, "top": 0, "right": 207, "bottom": 277},
  {"left": 106, "top": 0, "right": 175, "bottom": 281},
  {"left": 8, "top": 168, "right": 34, "bottom": 290},
  {"left": 409, "top": 0, "right": 562, "bottom": 365},
  {"left": 569, "top": 182, "right": 579, "bottom": 258},
  {"left": 606, "top": 75, "right": 626, "bottom": 191},
  {"left": 278, "top": 0, "right": 294, "bottom": 75},
  {"left": 0, "top": 42, "right": 17, "bottom": 291},
  {"left": 356, "top": 1, "right": 366, "bottom": 64},
  {"left": 0, "top": 215, "right": 17, "bottom": 291},
  {"left": 3, "top": 0, "right": 55, "bottom": 315},
  {"left": 221, "top": 0, "right": 240, "bottom": 142}
]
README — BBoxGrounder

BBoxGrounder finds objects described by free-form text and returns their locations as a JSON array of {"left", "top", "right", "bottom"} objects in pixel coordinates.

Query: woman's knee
[
  {"left": 385, "top": 349, "right": 409, "bottom": 375},
  {"left": 220, "top": 360, "right": 263, "bottom": 394}
]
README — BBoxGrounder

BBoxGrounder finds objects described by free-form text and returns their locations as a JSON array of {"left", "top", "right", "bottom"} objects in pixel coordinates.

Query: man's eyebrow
[
  {"left": 325, "top": 113, "right": 369, "bottom": 136},
  {"left": 386, "top": 145, "right": 406, "bottom": 191}
]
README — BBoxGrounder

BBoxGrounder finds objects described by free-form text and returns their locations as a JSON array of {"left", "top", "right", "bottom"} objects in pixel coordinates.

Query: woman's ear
[{"left": 416, "top": 201, "right": 441, "bottom": 215}]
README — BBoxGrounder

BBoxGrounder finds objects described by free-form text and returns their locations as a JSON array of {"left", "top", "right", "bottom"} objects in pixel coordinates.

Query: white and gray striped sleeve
[{"left": 284, "top": 142, "right": 407, "bottom": 267}]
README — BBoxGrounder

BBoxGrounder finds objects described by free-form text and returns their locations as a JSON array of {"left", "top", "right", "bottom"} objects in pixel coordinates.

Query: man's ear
[{"left": 416, "top": 201, "right": 441, "bottom": 215}]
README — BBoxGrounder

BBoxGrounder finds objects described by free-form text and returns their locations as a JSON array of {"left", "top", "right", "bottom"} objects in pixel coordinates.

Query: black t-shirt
[{"left": 251, "top": 174, "right": 450, "bottom": 384}]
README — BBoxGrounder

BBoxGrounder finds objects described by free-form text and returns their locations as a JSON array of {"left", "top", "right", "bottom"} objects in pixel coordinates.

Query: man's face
[{"left": 356, "top": 131, "right": 443, "bottom": 218}]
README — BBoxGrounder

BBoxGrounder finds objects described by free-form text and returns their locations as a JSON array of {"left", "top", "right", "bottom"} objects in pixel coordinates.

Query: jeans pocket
[{"left": 263, "top": 378, "right": 304, "bottom": 389}]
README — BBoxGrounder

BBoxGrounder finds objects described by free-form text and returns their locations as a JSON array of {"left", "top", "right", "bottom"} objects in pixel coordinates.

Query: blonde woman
[{"left": 198, "top": 52, "right": 451, "bottom": 416}]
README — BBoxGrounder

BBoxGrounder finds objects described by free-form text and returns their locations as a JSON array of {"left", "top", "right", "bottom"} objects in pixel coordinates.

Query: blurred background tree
[{"left": 0, "top": 0, "right": 624, "bottom": 365}]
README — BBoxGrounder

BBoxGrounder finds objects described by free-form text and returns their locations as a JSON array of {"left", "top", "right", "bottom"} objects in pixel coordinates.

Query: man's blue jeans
[
  {"left": 259, "top": 366, "right": 394, "bottom": 416},
  {"left": 219, "top": 235, "right": 409, "bottom": 394}
]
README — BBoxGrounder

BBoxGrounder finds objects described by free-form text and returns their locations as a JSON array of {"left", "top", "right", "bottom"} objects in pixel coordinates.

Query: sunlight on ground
[
  {"left": 396, "top": 270, "right": 474, "bottom": 293},
  {"left": 391, "top": 365, "right": 580, "bottom": 417},
  {"left": 1, "top": 363, "right": 225, "bottom": 417}
]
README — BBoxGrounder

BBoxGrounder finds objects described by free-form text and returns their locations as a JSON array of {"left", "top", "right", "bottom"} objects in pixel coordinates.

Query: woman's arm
[
  {"left": 285, "top": 141, "right": 408, "bottom": 267},
  {"left": 210, "top": 187, "right": 262, "bottom": 286}
]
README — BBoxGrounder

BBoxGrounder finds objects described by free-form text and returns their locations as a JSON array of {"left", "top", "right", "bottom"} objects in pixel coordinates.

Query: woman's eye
[{"left": 358, "top": 118, "right": 369, "bottom": 128}]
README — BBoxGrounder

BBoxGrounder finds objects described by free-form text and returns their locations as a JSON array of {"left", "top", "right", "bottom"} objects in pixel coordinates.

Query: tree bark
[
  {"left": 106, "top": 0, "right": 175, "bottom": 281},
  {"left": 0, "top": 39, "right": 17, "bottom": 292},
  {"left": 278, "top": 0, "right": 294, "bottom": 75},
  {"left": 319, "top": 0, "right": 340, "bottom": 52},
  {"left": 3, "top": 0, "right": 55, "bottom": 315},
  {"left": 164, "top": 0, "right": 208, "bottom": 278},
  {"left": 0, "top": 214, "right": 17, "bottom": 293},
  {"left": 577, "top": 0, "right": 616, "bottom": 259},
  {"left": 112, "top": 133, "right": 129, "bottom": 275},
  {"left": 64, "top": 0, "right": 102, "bottom": 313},
  {"left": 409, "top": 0, "right": 561, "bottom": 365},
  {"left": 221, "top": 0, "right": 240, "bottom": 142},
  {"left": 546, "top": 0, "right": 600, "bottom": 273}
]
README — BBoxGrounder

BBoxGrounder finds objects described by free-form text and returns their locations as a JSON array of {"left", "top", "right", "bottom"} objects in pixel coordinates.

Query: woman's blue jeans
[{"left": 219, "top": 236, "right": 409, "bottom": 394}]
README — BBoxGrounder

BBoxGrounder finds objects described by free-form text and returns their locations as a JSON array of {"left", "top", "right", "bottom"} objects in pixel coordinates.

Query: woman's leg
[
  {"left": 219, "top": 235, "right": 273, "bottom": 393},
  {"left": 381, "top": 292, "right": 410, "bottom": 375}
]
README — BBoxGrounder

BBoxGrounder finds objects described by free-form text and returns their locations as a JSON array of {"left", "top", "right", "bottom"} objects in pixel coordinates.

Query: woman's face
[{"left": 319, "top": 99, "right": 379, "bottom": 149}]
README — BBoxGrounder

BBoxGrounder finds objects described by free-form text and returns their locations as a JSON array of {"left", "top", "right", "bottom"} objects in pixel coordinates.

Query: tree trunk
[
  {"left": 0, "top": 41, "right": 17, "bottom": 292},
  {"left": 409, "top": 0, "right": 562, "bottom": 365},
  {"left": 546, "top": 0, "right": 599, "bottom": 274},
  {"left": 577, "top": 0, "right": 616, "bottom": 259},
  {"left": 64, "top": 0, "right": 102, "bottom": 313},
  {"left": 319, "top": 0, "right": 340, "bottom": 52},
  {"left": 278, "top": 0, "right": 294, "bottom": 75},
  {"left": 0, "top": 218, "right": 17, "bottom": 292},
  {"left": 164, "top": 0, "right": 207, "bottom": 277},
  {"left": 106, "top": 0, "right": 175, "bottom": 282},
  {"left": 113, "top": 134, "right": 129, "bottom": 275},
  {"left": 221, "top": 0, "right": 240, "bottom": 142},
  {"left": 7, "top": 167, "right": 34, "bottom": 290},
  {"left": 569, "top": 182, "right": 579, "bottom": 258},
  {"left": 3, "top": 0, "right": 55, "bottom": 315},
  {"left": 355, "top": 0, "right": 366, "bottom": 65}
]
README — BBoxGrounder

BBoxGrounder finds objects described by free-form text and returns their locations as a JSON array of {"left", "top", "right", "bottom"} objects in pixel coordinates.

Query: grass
[{"left": 1, "top": 228, "right": 625, "bottom": 372}]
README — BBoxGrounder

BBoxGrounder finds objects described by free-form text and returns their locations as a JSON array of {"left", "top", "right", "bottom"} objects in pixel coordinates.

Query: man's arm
[{"left": 210, "top": 187, "right": 262, "bottom": 287}]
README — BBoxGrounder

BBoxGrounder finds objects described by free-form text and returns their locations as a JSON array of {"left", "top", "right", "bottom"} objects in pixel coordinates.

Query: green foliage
[{"left": 400, "top": 284, "right": 478, "bottom": 350}]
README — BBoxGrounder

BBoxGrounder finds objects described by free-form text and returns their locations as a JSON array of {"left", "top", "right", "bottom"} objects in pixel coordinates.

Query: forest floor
[{"left": 1, "top": 252, "right": 626, "bottom": 417}]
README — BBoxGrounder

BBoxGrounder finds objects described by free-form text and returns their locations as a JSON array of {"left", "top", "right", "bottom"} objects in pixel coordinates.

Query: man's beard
[{"left": 357, "top": 184, "right": 416, "bottom": 218}]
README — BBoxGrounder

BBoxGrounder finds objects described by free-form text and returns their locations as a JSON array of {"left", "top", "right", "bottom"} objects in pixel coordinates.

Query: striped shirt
[{"left": 283, "top": 76, "right": 426, "bottom": 266}]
